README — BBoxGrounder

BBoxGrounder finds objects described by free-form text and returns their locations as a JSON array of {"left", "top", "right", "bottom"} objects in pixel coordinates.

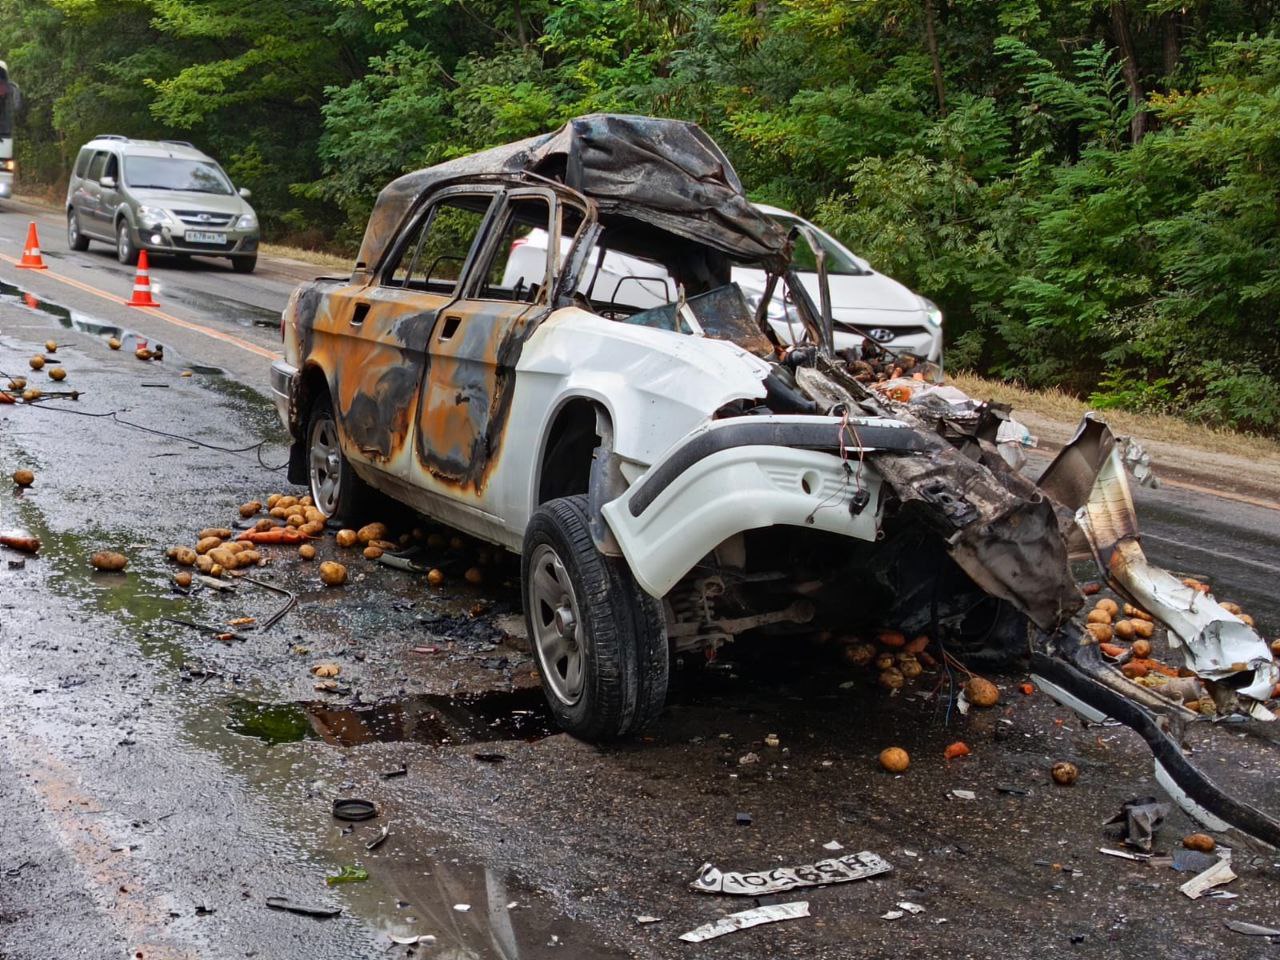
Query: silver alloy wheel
[
  {"left": 117, "top": 222, "right": 131, "bottom": 261},
  {"left": 308, "top": 414, "right": 343, "bottom": 517},
  {"left": 68, "top": 213, "right": 78, "bottom": 247},
  {"left": 528, "top": 543, "right": 585, "bottom": 705}
]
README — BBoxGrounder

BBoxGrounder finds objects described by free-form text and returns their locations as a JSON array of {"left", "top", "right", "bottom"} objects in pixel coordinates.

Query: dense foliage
[{"left": 3, "top": 1, "right": 1279, "bottom": 431}]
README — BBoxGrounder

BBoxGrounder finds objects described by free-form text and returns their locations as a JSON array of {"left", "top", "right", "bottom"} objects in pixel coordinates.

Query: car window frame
[
  {"left": 73, "top": 148, "right": 92, "bottom": 179},
  {"left": 378, "top": 184, "right": 502, "bottom": 298},
  {"left": 462, "top": 186, "right": 561, "bottom": 305},
  {"left": 86, "top": 151, "right": 109, "bottom": 184}
]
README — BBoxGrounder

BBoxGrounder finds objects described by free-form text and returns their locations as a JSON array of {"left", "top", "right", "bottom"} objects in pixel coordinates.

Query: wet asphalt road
[{"left": 1, "top": 200, "right": 1280, "bottom": 959}]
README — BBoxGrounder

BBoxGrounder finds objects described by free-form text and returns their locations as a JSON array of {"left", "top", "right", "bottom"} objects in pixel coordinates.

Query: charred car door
[
  {"left": 320, "top": 187, "right": 500, "bottom": 481},
  {"left": 412, "top": 187, "right": 562, "bottom": 519}
]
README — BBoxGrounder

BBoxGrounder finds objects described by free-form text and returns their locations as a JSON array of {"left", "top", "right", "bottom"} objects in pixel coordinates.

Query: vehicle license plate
[{"left": 186, "top": 231, "right": 227, "bottom": 244}]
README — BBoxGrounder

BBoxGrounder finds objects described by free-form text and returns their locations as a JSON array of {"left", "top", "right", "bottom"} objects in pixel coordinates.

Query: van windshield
[
  {"left": 767, "top": 215, "right": 868, "bottom": 276},
  {"left": 124, "top": 157, "right": 233, "bottom": 195}
]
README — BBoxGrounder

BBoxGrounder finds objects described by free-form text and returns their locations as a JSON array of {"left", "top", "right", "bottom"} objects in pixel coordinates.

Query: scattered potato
[
  {"left": 107, "top": 337, "right": 122, "bottom": 350},
  {"left": 239, "top": 501, "right": 262, "bottom": 518},
  {"left": 464, "top": 566, "right": 483, "bottom": 585},
  {"left": 90, "top": 550, "right": 128, "bottom": 572},
  {"left": 254, "top": 518, "right": 276, "bottom": 532},
  {"left": 266, "top": 493, "right": 282, "bottom": 508},
  {"left": 965, "top": 676, "right": 1000, "bottom": 707},
  {"left": 878, "top": 747, "right": 910, "bottom": 773},
  {"left": 1271, "top": 639, "right": 1280, "bottom": 658},
  {"left": 1086, "top": 622, "right": 1113, "bottom": 643},
  {"left": 304, "top": 507, "right": 325, "bottom": 524},
  {"left": 311, "top": 663, "right": 341, "bottom": 678},
  {"left": 28, "top": 355, "right": 44, "bottom": 370},
  {"left": 450, "top": 535, "right": 465, "bottom": 550},
  {"left": 1131, "top": 619, "right": 1154, "bottom": 639},
  {"left": 874, "top": 652, "right": 895, "bottom": 670},
  {"left": 197, "top": 528, "right": 232, "bottom": 540},
  {"left": 44, "top": 340, "right": 57, "bottom": 353},
  {"left": 877, "top": 629, "right": 906, "bottom": 648},
  {"left": 48, "top": 367, "right": 66, "bottom": 382},
  {"left": 195, "top": 536, "right": 222, "bottom": 555},
  {"left": 427, "top": 568, "right": 444, "bottom": 587},
  {"left": 22, "top": 388, "right": 41, "bottom": 402},
  {"left": 1124, "top": 604, "right": 1154, "bottom": 622},
  {"left": 878, "top": 667, "right": 904, "bottom": 690},
  {"left": 1221, "top": 601, "right": 1243, "bottom": 616},
  {"left": 277, "top": 495, "right": 298, "bottom": 509},
  {"left": 287, "top": 515, "right": 305, "bottom": 528},
  {"left": 1121, "top": 661, "right": 1148, "bottom": 679},
  {"left": 174, "top": 571, "right": 193, "bottom": 588},
  {"left": 357, "top": 522, "right": 387, "bottom": 545},
  {"left": 207, "top": 547, "right": 238, "bottom": 570},
  {"left": 269, "top": 506, "right": 290, "bottom": 519},
  {"left": 943, "top": 741, "right": 971, "bottom": 760},
  {"left": 298, "top": 544, "right": 316, "bottom": 561},
  {"left": 319, "top": 561, "right": 347, "bottom": 586},
  {"left": 239, "top": 549, "right": 261, "bottom": 566},
  {"left": 1051, "top": 761, "right": 1079, "bottom": 786},
  {"left": 370, "top": 539, "right": 397, "bottom": 551},
  {"left": 335, "top": 529, "right": 358, "bottom": 548},
  {"left": 1095, "top": 598, "right": 1119, "bottom": 617},
  {"left": 899, "top": 657, "right": 923, "bottom": 680},
  {"left": 7, "top": 378, "right": 25, "bottom": 391},
  {"left": 1131, "top": 638, "right": 1152, "bottom": 658},
  {"left": 1241, "top": 613, "right": 1256, "bottom": 627},
  {"left": 1114, "top": 619, "right": 1135, "bottom": 640},
  {"left": 195, "top": 555, "right": 214, "bottom": 574},
  {"left": 300, "top": 520, "right": 325, "bottom": 537},
  {"left": 1086, "top": 609, "right": 1112, "bottom": 625},
  {"left": 1183, "top": 833, "right": 1216, "bottom": 853},
  {"left": 299, "top": 495, "right": 313, "bottom": 507},
  {"left": 135, "top": 348, "right": 152, "bottom": 361},
  {"left": 12, "top": 469, "right": 34, "bottom": 487},
  {"left": 363, "top": 545, "right": 383, "bottom": 560},
  {"left": 842, "top": 642, "right": 875, "bottom": 667},
  {"left": 171, "top": 546, "right": 197, "bottom": 567}
]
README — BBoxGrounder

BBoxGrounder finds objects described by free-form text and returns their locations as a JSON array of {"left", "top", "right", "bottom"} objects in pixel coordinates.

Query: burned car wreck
[{"left": 271, "top": 114, "right": 1280, "bottom": 846}]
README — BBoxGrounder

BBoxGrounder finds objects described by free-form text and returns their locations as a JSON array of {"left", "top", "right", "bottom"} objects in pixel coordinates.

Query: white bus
[{"left": 0, "top": 61, "right": 20, "bottom": 200}]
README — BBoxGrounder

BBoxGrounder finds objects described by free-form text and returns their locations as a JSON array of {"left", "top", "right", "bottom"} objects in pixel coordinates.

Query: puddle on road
[
  {"left": 227, "top": 688, "right": 554, "bottom": 747},
  {"left": 0, "top": 279, "right": 224, "bottom": 375}
]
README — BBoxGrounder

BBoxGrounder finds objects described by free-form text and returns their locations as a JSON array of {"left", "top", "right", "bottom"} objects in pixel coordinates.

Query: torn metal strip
[
  {"left": 691, "top": 851, "right": 891, "bottom": 896},
  {"left": 678, "top": 901, "right": 810, "bottom": 943}
]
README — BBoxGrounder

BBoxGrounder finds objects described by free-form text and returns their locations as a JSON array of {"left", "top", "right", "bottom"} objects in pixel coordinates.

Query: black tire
[
  {"left": 305, "top": 392, "right": 372, "bottom": 521},
  {"left": 116, "top": 219, "right": 138, "bottom": 266},
  {"left": 231, "top": 254, "right": 257, "bottom": 274},
  {"left": 522, "top": 495, "right": 668, "bottom": 741},
  {"left": 67, "top": 209, "right": 89, "bottom": 251}
]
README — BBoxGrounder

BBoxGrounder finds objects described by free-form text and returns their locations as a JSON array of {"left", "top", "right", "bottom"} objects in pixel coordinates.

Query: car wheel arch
[
  {"left": 537, "top": 397, "right": 606, "bottom": 505},
  {"left": 294, "top": 363, "right": 334, "bottom": 438}
]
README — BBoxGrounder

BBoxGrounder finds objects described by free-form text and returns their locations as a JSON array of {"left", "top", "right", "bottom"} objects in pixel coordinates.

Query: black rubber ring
[{"left": 332, "top": 798, "right": 378, "bottom": 822}]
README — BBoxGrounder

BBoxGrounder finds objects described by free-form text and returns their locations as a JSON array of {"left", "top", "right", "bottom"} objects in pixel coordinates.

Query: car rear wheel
[
  {"left": 306, "top": 393, "right": 371, "bottom": 521},
  {"left": 231, "top": 254, "right": 257, "bottom": 274},
  {"left": 522, "top": 495, "right": 668, "bottom": 741},
  {"left": 116, "top": 220, "right": 138, "bottom": 266},
  {"left": 67, "top": 210, "right": 89, "bottom": 251}
]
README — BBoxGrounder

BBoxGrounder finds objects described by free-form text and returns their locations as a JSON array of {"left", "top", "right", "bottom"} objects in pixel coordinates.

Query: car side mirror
[
  {"left": 100, "top": 175, "right": 116, "bottom": 189},
  {"left": 238, "top": 187, "right": 252, "bottom": 199}
]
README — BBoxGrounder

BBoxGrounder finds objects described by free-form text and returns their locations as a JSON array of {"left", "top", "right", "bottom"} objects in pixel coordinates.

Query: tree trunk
[
  {"left": 513, "top": 0, "right": 529, "bottom": 48},
  {"left": 1162, "top": 10, "right": 1181, "bottom": 80},
  {"left": 923, "top": 0, "right": 947, "bottom": 116},
  {"left": 1110, "top": 1, "right": 1147, "bottom": 143}
]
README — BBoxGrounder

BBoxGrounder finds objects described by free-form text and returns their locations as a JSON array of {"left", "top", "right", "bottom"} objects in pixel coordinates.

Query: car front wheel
[
  {"left": 522, "top": 495, "right": 669, "bottom": 741},
  {"left": 231, "top": 254, "right": 257, "bottom": 274},
  {"left": 68, "top": 210, "right": 89, "bottom": 251},
  {"left": 116, "top": 220, "right": 138, "bottom": 266},
  {"left": 306, "top": 392, "right": 371, "bottom": 521}
]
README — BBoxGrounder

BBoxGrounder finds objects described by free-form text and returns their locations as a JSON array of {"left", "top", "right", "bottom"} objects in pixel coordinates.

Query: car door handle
[
  {"left": 351, "top": 302, "right": 370, "bottom": 325},
  {"left": 440, "top": 315, "right": 462, "bottom": 341}
]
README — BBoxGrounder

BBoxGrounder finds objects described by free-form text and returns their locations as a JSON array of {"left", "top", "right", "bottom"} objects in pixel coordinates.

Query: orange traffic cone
[
  {"left": 16, "top": 221, "right": 47, "bottom": 270},
  {"left": 127, "top": 250, "right": 159, "bottom": 308}
]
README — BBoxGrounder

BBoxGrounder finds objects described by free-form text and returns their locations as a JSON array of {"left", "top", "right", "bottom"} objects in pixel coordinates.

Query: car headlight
[
  {"left": 138, "top": 205, "right": 174, "bottom": 227},
  {"left": 0, "top": 159, "right": 13, "bottom": 173},
  {"left": 236, "top": 213, "right": 257, "bottom": 231},
  {"left": 921, "top": 297, "right": 943, "bottom": 328}
]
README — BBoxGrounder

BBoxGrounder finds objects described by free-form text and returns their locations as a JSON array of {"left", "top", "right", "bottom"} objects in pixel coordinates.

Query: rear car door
[
  {"left": 412, "top": 187, "right": 561, "bottom": 516},
  {"left": 81, "top": 151, "right": 109, "bottom": 237},
  {"left": 319, "top": 187, "right": 500, "bottom": 483}
]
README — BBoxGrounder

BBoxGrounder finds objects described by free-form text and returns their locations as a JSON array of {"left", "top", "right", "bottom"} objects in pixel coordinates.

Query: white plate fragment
[
  {"left": 691, "top": 851, "right": 891, "bottom": 896},
  {"left": 636, "top": 916, "right": 662, "bottom": 924},
  {"left": 1180, "top": 859, "right": 1236, "bottom": 900},
  {"left": 949, "top": 790, "right": 977, "bottom": 801},
  {"left": 679, "top": 901, "right": 810, "bottom": 943},
  {"left": 453, "top": 903, "right": 471, "bottom": 912},
  {"left": 880, "top": 910, "right": 904, "bottom": 921},
  {"left": 898, "top": 902, "right": 924, "bottom": 914},
  {"left": 389, "top": 934, "right": 436, "bottom": 946},
  {"left": 822, "top": 840, "right": 844, "bottom": 851}
]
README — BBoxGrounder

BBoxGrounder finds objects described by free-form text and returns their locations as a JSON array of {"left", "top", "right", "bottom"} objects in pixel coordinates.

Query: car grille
[
  {"left": 833, "top": 322, "right": 929, "bottom": 340},
  {"left": 173, "top": 210, "right": 235, "bottom": 228}
]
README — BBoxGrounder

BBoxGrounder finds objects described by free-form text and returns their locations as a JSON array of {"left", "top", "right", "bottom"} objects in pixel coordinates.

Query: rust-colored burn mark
[{"left": 413, "top": 300, "right": 535, "bottom": 495}]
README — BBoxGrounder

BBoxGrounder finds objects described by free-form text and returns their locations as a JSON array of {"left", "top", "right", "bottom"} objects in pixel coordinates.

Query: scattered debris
[
  {"left": 311, "top": 663, "right": 341, "bottom": 678},
  {"left": 1223, "top": 920, "right": 1280, "bottom": 938},
  {"left": 264, "top": 897, "right": 341, "bottom": 918},
  {"left": 965, "top": 676, "right": 1000, "bottom": 707},
  {"left": 366, "top": 826, "right": 389, "bottom": 852},
  {"left": 679, "top": 901, "right": 810, "bottom": 943},
  {"left": 691, "top": 851, "right": 891, "bottom": 895},
  {"left": 822, "top": 840, "right": 844, "bottom": 851},
  {"left": 389, "top": 935, "right": 437, "bottom": 946},
  {"left": 735, "top": 812, "right": 753, "bottom": 827},
  {"left": 738, "top": 752, "right": 760, "bottom": 766},
  {"left": 943, "top": 742, "right": 970, "bottom": 761},
  {"left": 949, "top": 790, "right": 977, "bottom": 801},
  {"left": 332, "top": 799, "right": 377, "bottom": 822},
  {"left": 764, "top": 733, "right": 780, "bottom": 749},
  {"left": 325, "top": 865, "right": 369, "bottom": 886},
  {"left": 381, "top": 765, "right": 408, "bottom": 779},
  {"left": 635, "top": 916, "right": 662, "bottom": 925},
  {"left": 1104, "top": 797, "right": 1169, "bottom": 853},
  {"left": 1171, "top": 849, "right": 1218, "bottom": 874},
  {"left": 1098, "top": 847, "right": 1150, "bottom": 862},
  {"left": 1180, "top": 859, "right": 1236, "bottom": 900},
  {"left": 453, "top": 903, "right": 470, "bottom": 912}
]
